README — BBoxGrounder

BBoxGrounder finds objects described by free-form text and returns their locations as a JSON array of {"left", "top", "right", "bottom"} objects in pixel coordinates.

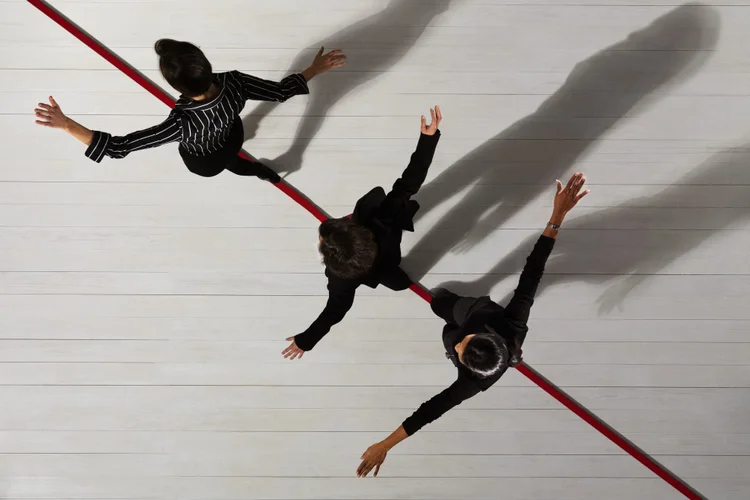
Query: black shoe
[{"left": 254, "top": 161, "right": 281, "bottom": 183}]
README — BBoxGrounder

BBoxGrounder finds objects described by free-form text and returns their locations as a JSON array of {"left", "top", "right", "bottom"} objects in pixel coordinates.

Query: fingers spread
[{"left": 575, "top": 189, "right": 590, "bottom": 201}]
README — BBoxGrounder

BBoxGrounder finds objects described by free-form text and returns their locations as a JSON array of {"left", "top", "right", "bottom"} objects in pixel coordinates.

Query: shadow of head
[{"left": 403, "top": 3, "right": 720, "bottom": 278}]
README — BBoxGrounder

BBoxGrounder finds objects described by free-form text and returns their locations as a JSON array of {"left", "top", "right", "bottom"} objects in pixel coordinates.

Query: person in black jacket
[
  {"left": 355, "top": 172, "right": 590, "bottom": 478},
  {"left": 281, "top": 106, "right": 443, "bottom": 359},
  {"left": 33, "top": 39, "right": 346, "bottom": 182}
]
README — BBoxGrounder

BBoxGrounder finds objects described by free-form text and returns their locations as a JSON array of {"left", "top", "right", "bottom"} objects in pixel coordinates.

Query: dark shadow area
[
  {"left": 437, "top": 144, "right": 750, "bottom": 314},
  {"left": 401, "top": 3, "right": 720, "bottom": 282},
  {"left": 243, "top": 0, "right": 455, "bottom": 175}
]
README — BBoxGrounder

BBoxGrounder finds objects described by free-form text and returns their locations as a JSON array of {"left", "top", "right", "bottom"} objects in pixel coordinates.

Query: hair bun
[{"left": 154, "top": 38, "right": 178, "bottom": 56}]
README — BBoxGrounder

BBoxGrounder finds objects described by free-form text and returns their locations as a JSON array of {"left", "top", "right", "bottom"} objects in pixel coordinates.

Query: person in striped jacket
[{"left": 34, "top": 39, "right": 345, "bottom": 182}]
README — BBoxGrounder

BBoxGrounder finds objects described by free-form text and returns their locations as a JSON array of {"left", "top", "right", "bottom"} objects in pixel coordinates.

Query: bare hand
[
  {"left": 309, "top": 47, "right": 347, "bottom": 75},
  {"left": 553, "top": 172, "right": 589, "bottom": 220},
  {"left": 281, "top": 337, "right": 305, "bottom": 360},
  {"left": 421, "top": 105, "right": 442, "bottom": 135},
  {"left": 357, "top": 441, "right": 388, "bottom": 477},
  {"left": 34, "top": 96, "right": 68, "bottom": 130}
]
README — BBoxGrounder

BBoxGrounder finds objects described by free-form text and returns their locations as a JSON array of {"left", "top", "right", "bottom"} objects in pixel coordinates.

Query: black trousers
[{"left": 179, "top": 118, "right": 270, "bottom": 178}]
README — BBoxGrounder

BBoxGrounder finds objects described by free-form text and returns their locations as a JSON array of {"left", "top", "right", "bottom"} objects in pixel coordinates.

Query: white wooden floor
[{"left": 2, "top": 0, "right": 750, "bottom": 498}]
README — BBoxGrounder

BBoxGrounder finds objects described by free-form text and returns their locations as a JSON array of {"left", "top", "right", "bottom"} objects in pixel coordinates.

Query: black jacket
[
  {"left": 295, "top": 132, "right": 441, "bottom": 351},
  {"left": 402, "top": 235, "right": 556, "bottom": 435}
]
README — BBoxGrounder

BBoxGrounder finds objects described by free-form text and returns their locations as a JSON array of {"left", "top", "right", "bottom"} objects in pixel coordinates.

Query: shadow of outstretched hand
[{"left": 243, "top": 0, "right": 458, "bottom": 171}]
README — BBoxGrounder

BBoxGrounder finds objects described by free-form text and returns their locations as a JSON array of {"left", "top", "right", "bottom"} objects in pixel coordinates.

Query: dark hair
[
  {"left": 154, "top": 39, "right": 213, "bottom": 98},
  {"left": 318, "top": 218, "right": 378, "bottom": 279},
  {"left": 462, "top": 334, "right": 508, "bottom": 377}
]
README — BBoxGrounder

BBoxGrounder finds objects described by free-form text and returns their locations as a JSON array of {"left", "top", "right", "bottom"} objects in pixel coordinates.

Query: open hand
[
  {"left": 553, "top": 172, "right": 589, "bottom": 218},
  {"left": 421, "top": 105, "right": 442, "bottom": 135},
  {"left": 308, "top": 47, "right": 347, "bottom": 76},
  {"left": 34, "top": 96, "right": 68, "bottom": 130},
  {"left": 281, "top": 337, "right": 305, "bottom": 360},
  {"left": 357, "top": 441, "right": 389, "bottom": 477}
]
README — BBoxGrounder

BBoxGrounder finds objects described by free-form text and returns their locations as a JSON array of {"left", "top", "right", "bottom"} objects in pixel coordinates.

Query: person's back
[{"left": 279, "top": 107, "right": 443, "bottom": 359}]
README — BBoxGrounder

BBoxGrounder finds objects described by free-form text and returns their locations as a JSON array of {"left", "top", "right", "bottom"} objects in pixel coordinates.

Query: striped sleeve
[
  {"left": 231, "top": 70, "right": 309, "bottom": 103},
  {"left": 84, "top": 114, "right": 182, "bottom": 163}
]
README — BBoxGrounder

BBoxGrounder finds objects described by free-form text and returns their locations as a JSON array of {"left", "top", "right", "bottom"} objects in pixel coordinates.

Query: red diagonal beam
[{"left": 27, "top": 1, "right": 707, "bottom": 499}]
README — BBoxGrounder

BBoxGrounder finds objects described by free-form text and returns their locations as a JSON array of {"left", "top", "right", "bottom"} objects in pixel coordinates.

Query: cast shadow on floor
[
  {"left": 399, "top": 3, "right": 721, "bottom": 312},
  {"left": 243, "top": 0, "right": 456, "bottom": 176}
]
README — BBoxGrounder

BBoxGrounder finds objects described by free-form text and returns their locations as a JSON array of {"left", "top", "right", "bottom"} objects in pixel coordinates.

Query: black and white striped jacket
[{"left": 85, "top": 70, "right": 308, "bottom": 162}]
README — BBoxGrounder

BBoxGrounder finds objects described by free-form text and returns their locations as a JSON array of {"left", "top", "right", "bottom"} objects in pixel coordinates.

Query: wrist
[
  {"left": 549, "top": 211, "right": 565, "bottom": 226},
  {"left": 303, "top": 66, "right": 318, "bottom": 80}
]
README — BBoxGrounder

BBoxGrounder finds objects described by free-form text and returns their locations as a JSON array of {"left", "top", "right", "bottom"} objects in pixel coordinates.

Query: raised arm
[
  {"left": 377, "top": 106, "right": 442, "bottom": 221},
  {"left": 282, "top": 276, "right": 357, "bottom": 359},
  {"left": 505, "top": 173, "right": 590, "bottom": 331},
  {"left": 235, "top": 47, "right": 346, "bottom": 102},
  {"left": 35, "top": 96, "right": 181, "bottom": 162},
  {"left": 356, "top": 378, "right": 480, "bottom": 478},
  {"left": 234, "top": 71, "right": 310, "bottom": 103}
]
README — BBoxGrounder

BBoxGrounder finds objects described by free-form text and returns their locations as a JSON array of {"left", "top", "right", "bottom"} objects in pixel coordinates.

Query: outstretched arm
[
  {"left": 282, "top": 277, "right": 357, "bottom": 358},
  {"left": 378, "top": 106, "right": 442, "bottom": 220},
  {"left": 505, "top": 173, "right": 590, "bottom": 332},
  {"left": 236, "top": 47, "right": 346, "bottom": 103},
  {"left": 356, "top": 378, "right": 479, "bottom": 477},
  {"left": 35, "top": 96, "right": 181, "bottom": 162}
]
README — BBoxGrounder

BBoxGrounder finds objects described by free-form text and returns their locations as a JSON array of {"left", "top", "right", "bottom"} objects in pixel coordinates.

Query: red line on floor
[{"left": 27, "top": 1, "right": 706, "bottom": 498}]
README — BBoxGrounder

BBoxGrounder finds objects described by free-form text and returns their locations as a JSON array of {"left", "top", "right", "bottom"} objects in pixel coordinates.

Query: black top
[
  {"left": 294, "top": 131, "right": 442, "bottom": 351},
  {"left": 85, "top": 71, "right": 309, "bottom": 162},
  {"left": 402, "top": 234, "right": 556, "bottom": 436}
]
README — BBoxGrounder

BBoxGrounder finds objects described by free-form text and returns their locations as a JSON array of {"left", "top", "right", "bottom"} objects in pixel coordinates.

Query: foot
[{"left": 253, "top": 161, "right": 281, "bottom": 183}]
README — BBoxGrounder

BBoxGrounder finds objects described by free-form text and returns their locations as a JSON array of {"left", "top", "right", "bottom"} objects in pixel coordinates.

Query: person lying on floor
[
  {"left": 34, "top": 39, "right": 345, "bottom": 182},
  {"left": 356, "top": 172, "right": 590, "bottom": 478},
  {"left": 281, "top": 106, "right": 443, "bottom": 359}
]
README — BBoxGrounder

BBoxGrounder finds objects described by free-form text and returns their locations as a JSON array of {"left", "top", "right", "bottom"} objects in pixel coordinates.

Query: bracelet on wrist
[{"left": 547, "top": 222, "right": 561, "bottom": 230}]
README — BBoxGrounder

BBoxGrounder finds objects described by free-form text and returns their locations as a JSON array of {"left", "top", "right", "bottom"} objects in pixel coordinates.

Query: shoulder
[
  {"left": 449, "top": 373, "right": 483, "bottom": 400},
  {"left": 353, "top": 187, "right": 387, "bottom": 221},
  {"left": 325, "top": 270, "right": 358, "bottom": 291},
  {"left": 221, "top": 70, "right": 246, "bottom": 83}
]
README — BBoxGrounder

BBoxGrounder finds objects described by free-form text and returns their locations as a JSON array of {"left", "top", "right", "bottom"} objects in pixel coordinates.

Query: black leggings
[{"left": 179, "top": 118, "right": 269, "bottom": 178}]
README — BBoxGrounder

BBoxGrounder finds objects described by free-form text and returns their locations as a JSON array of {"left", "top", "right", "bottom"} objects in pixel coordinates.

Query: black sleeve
[
  {"left": 402, "top": 376, "right": 481, "bottom": 436},
  {"left": 294, "top": 276, "right": 357, "bottom": 351},
  {"left": 234, "top": 70, "right": 309, "bottom": 102},
  {"left": 503, "top": 235, "right": 555, "bottom": 331},
  {"left": 377, "top": 131, "right": 441, "bottom": 220},
  {"left": 85, "top": 114, "right": 182, "bottom": 163}
]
